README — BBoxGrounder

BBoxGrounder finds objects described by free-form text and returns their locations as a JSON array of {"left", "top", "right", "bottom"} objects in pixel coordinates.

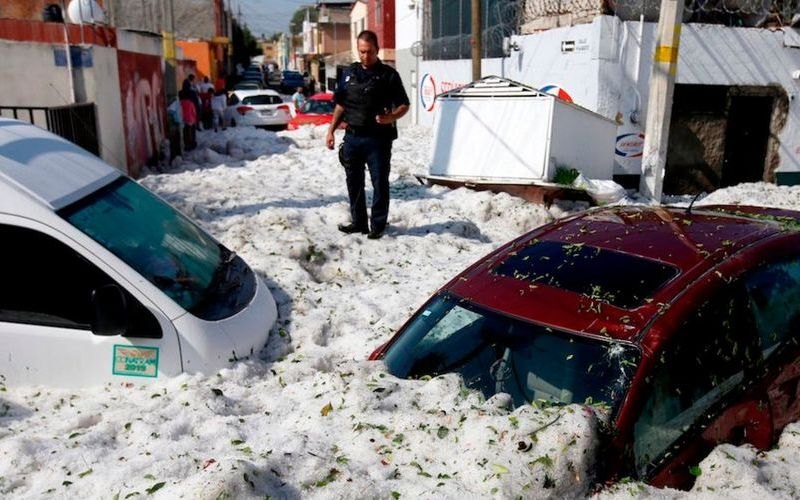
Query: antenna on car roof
[{"left": 685, "top": 192, "right": 704, "bottom": 215}]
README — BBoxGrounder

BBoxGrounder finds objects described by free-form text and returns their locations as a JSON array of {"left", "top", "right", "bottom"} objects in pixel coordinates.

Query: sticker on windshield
[{"left": 112, "top": 345, "right": 159, "bottom": 378}]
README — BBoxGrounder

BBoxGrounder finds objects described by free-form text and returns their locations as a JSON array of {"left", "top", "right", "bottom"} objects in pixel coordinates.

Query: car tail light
[
  {"left": 236, "top": 106, "right": 253, "bottom": 115},
  {"left": 278, "top": 104, "right": 291, "bottom": 114}
]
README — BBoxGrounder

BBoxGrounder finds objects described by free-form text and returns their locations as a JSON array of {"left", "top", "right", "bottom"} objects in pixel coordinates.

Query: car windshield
[
  {"left": 59, "top": 177, "right": 255, "bottom": 321},
  {"left": 383, "top": 294, "right": 639, "bottom": 412},
  {"left": 243, "top": 95, "right": 282, "bottom": 105},
  {"left": 302, "top": 100, "right": 333, "bottom": 114}
]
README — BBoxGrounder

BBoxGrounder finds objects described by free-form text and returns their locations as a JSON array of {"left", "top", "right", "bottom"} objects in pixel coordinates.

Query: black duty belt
[{"left": 346, "top": 126, "right": 388, "bottom": 138}]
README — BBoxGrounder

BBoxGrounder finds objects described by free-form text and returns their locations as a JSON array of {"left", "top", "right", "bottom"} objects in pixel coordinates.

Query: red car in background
[
  {"left": 288, "top": 93, "right": 345, "bottom": 130},
  {"left": 371, "top": 204, "right": 800, "bottom": 490}
]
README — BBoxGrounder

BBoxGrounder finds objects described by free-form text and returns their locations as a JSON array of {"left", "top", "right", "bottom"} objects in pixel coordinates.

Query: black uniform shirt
[{"left": 335, "top": 60, "right": 410, "bottom": 138}]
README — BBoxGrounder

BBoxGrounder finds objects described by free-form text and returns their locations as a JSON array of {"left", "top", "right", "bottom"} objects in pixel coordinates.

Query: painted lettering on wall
[
  {"left": 419, "top": 73, "right": 468, "bottom": 112},
  {"left": 539, "top": 85, "right": 574, "bottom": 103},
  {"left": 118, "top": 50, "right": 167, "bottom": 177},
  {"left": 420, "top": 73, "right": 437, "bottom": 112},
  {"left": 615, "top": 132, "right": 645, "bottom": 158}
]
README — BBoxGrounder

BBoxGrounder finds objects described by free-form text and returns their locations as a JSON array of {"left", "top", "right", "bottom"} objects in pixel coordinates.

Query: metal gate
[{"left": 0, "top": 103, "right": 99, "bottom": 156}]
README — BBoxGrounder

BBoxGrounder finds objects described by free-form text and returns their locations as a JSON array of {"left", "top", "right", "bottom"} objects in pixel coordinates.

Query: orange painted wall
[{"left": 176, "top": 40, "right": 214, "bottom": 80}]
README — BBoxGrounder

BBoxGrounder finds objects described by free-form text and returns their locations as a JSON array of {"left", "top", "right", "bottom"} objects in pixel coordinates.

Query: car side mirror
[{"left": 91, "top": 284, "right": 128, "bottom": 336}]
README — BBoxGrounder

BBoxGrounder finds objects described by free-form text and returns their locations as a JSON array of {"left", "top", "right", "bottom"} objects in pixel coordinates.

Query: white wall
[
  {"left": 417, "top": 19, "right": 604, "bottom": 128},
  {"left": 0, "top": 41, "right": 74, "bottom": 108},
  {"left": 396, "top": 0, "right": 420, "bottom": 50},
  {"left": 79, "top": 46, "right": 126, "bottom": 171},
  {"left": 395, "top": 0, "right": 422, "bottom": 126},
  {"left": 0, "top": 40, "right": 126, "bottom": 171},
  {"left": 411, "top": 16, "right": 800, "bottom": 175},
  {"left": 117, "top": 29, "right": 163, "bottom": 55}
]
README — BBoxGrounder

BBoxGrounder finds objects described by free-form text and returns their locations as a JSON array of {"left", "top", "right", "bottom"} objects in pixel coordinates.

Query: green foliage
[
  {"left": 553, "top": 167, "right": 580, "bottom": 186},
  {"left": 290, "top": 7, "right": 318, "bottom": 35}
]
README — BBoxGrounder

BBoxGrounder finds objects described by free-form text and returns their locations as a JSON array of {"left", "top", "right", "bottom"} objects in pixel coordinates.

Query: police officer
[{"left": 326, "top": 30, "right": 409, "bottom": 240}]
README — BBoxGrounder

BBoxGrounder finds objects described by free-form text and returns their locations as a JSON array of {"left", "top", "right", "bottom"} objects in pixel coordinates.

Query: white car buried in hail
[
  {"left": 0, "top": 118, "right": 278, "bottom": 388},
  {"left": 225, "top": 89, "right": 291, "bottom": 129}
]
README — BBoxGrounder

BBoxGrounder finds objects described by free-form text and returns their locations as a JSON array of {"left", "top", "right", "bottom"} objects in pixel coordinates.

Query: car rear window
[
  {"left": 305, "top": 100, "right": 333, "bottom": 114},
  {"left": 492, "top": 240, "right": 678, "bottom": 309},
  {"left": 242, "top": 95, "right": 282, "bottom": 105}
]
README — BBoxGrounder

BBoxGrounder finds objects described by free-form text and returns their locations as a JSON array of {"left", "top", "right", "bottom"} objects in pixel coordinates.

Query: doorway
[
  {"left": 721, "top": 94, "right": 773, "bottom": 186},
  {"left": 663, "top": 85, "right": 784, "bottom": 195}
]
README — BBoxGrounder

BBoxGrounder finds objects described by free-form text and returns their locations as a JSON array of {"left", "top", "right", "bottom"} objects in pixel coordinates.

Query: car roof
[
  {"left": 446, "top": 205, "right": 796, "bottom": 342},
  {"left": 308, "top": 93, "right": 334, "bottom": 101},
  {"left": 232, "top": 89, "right": 281, "bottom": 98},
  {"left": 0, "top": 118, "right": 120, "bottom": 211}
]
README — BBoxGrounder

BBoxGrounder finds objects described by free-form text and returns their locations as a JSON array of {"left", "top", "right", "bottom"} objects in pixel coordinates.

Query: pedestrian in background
[
  {"left": 325, "top": 30, "right": 409, "bottom": 240},
  {"left": 291, "top": 86, "right": 306, "bottom": 114},
  {"left": 211, "top": 88, "right": 227, "bottom": 132},
  {"left": 198, "top": 79, "right": 213, "bottom": 130},
  {"left": 182, "top": 75, "right": 202, "bottom": 130},
  {"left": 179, "top": 89, "right": 197, "bottom": 151}
]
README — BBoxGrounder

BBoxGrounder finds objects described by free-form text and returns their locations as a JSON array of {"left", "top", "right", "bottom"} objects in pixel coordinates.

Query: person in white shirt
[
  {"left": 291, "top": 87, "right": 306, "bottom": 113},
  {"left": 211, "top": 88, "right": 227, "bottom": 132}
]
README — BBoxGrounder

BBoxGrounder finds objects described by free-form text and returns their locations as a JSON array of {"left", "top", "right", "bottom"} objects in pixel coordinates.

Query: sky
[
  {"left": 235, "top": 0, "right": 312, "bottom": 38},
  {"left": 4, "top": 121, "right": 800, "bottom": 498}
]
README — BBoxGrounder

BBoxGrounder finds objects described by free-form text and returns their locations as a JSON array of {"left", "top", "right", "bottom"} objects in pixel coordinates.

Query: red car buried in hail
[
  {"left": 287, "top": 93, "right": 345, "bottom": 130},
  {"left": 370, "top": 204, "right": 800, "bottom": 490}
]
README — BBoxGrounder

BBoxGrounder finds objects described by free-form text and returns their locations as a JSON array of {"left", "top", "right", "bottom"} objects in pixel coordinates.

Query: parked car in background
[
  {"left": 267, "top": 70, "right": 282, "bottom": 90},
  {"left": 288, "top": 93, "right": 344, "bottom": 130},
  {"left": 0, "top": 118, "right": 278, "bottom": 388},
  {"left": 233, "top": 81, "right": 263, "bottom": 91},
  {"left": 370, "top": 204, "right": 800, "bottom": 490},
  {"left": 279, "top": 70, "right": 306, "bottom": 94},
  {"left": 242, "top": 64, "right": 264, "bottom": 84},
  {"left": 225, "top": 89, "right": 292, "bottom": 129}
]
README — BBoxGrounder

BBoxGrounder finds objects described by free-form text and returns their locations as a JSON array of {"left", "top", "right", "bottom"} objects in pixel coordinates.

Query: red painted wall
[
  {"left": 0, "top": 18, "right": 116, "bottom": 46},
  {"left": 367, "top": 0, "right": 395, "bottom": 50},
  {"left": 117, "top": 50, "right": 166, "bottom": 176}
]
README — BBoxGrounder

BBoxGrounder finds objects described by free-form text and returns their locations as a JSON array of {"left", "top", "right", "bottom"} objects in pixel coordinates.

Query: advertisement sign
[
  {"left": 419, "top": 73, "right": 437, "bottom": 112},
  {"left": 539, "top": 85, "right": 573, "bottom": 103},
  {"left": 615, "top": 132, "right": 645, "bottom": 158}
]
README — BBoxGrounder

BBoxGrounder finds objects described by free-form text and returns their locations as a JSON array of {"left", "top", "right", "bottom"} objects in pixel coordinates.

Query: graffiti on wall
[{"left": 118, "top": 50, "right": 166, "bottom": 176}]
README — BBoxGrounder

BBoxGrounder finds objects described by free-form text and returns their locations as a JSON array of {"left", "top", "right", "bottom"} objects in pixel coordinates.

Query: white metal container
[{"left": 429, "top": 76, "right": 616, "bottom": 184}]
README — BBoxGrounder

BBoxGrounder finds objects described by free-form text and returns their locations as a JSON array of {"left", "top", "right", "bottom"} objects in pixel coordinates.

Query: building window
[{"left": 376, "top": 0, "right": 383, "bottom": 25}]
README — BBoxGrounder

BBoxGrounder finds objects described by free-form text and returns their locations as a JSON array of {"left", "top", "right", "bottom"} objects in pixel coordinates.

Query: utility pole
[
  {"left": 163, "top": 0, "right": 177, "bottom": 100},
  {"left": 227, "top": 0, "right": 234, "bottom": 75},
  {"left": 639, "top": 0, "right": 684, "bottom": 201},
  {"left": 471, "top": 0, "right": 481, "bottom": 81}
]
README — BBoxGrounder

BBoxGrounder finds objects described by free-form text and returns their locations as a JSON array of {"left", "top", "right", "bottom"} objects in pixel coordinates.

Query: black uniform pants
[{"left": 340, "top": 132, "right": 392, "bottom": 233}]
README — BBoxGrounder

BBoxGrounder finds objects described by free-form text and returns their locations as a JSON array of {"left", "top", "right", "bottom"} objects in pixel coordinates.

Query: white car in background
[
  {"left": 225, "top": 89, "right": 291, "bottom": 129},
  {"left": 0, "top": 118, "right": 278, "bottom": 388}
]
